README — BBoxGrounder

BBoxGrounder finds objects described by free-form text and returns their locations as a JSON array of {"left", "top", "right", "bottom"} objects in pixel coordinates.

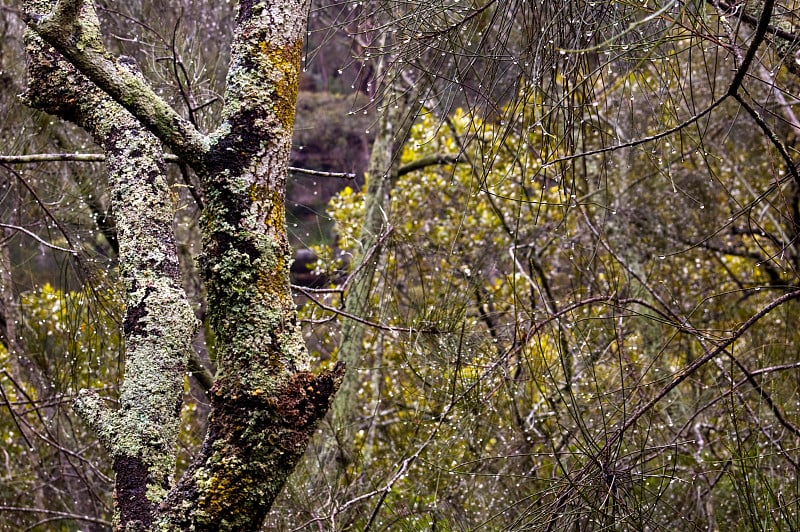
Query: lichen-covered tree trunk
[
  {"left": 23, "top": 3, "right": 197, "bottom": 527},
  {"left": 157, "top": 2, "right": 344, "bottom": 527},
  {"left": 23, "top": 0, "right": 342, "bottom": 529}
]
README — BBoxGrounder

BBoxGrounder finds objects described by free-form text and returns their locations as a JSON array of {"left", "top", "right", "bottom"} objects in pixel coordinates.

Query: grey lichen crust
[
  {"left": 24, "top": 3, "right": 197, "bottom": 527},
  {"left": 159, "top": 0, "right": 344, "bottom": 527},
  {"left": 153, "top": 0, "right": 346, "bottom": 529}
]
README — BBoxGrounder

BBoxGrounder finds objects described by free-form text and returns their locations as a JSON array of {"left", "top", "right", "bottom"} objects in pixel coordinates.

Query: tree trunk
[
  {"left": 23, "top": 0, "right": 342, "bottom": 529},
  {"left": 332, "top": 83, "right": 421, "bottom": 467}
]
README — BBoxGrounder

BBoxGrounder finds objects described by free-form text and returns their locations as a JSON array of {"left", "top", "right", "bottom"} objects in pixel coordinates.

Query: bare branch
[
  {"left": 293, "top": 284, "right": 436, "bottom": 334},
  {"left": 288, "top": 167, "right": 356, "bottom": 179},
  {"left": 397, "top": 153, "right": 466, "bottom": 176},
  {"left": 0, "top": 223, "right": 77, "bottom": 255},
  {"left": 0, "top": 153, "right": 356, "bottom": 179},
  {"left": 613, "top": 289, "right": 800, "bottom": 445},
  {"left": 0, "top": 153, "right": 105, "bottom": 163},
  {"left": 0, "top": 506, "right": 111, "bottom": 527}
]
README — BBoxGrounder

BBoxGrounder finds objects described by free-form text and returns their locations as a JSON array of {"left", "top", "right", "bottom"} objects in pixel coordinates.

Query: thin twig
[
  {"left": 0, "top": 506, "right": 111, "bottom": 527},
  {"left": 293, "top": 284, "right": 434, "bottom": 334},
  {"left": 0, "top": 223, "right": 77, "bottom": 255},
  {"left": 0, "top": 153, "right": 356, "bottom": 179},
  {"left": 0, "top": 163, "right": 78, "bottom": 253},
  {"left": 613, "top": 289, "right": 800, "bottom": 445}
]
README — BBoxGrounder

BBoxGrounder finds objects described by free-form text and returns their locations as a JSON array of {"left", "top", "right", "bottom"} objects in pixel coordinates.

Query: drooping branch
[
  {"left": 0, "top": 223, "right": 77, "bottom": 255},
  {"left": 610, "top": 288, "right": 800, "bottom": 445}
]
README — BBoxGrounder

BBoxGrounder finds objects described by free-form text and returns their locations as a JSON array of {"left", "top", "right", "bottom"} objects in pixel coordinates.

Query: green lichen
[{"left": 72, "top": 12, "right": 104, "bottom": 53}]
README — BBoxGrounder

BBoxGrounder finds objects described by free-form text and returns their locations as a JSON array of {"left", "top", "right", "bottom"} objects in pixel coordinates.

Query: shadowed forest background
[{"left": 3, "top": 0, "right": 800, "bottom": 529}]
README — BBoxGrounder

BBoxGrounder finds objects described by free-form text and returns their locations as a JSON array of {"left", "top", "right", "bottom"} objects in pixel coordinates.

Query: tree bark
[{"left": 23, "top": 0, "right": 343, "bottom": 529}]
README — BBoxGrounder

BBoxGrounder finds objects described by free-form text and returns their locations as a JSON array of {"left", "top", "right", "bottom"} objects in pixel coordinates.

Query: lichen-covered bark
[
  {"left": 156, "top": 1, "right": 343, "bottom": 528},
  {"left": 157, "top": 365, "right": 343, "bottom": 530},
  {"left": 202, "top": 0, "right": 308, "bottom": 395},
  {"left": 25, "top": 0, "right": 342, "bottom": 528},
  {"left": 23, "top": 3, "right": 196, "bottom": 529}
]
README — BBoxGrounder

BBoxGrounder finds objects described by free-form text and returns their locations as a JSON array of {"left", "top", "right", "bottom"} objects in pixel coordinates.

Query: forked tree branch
[{"left": 25, "top": 0, "right": 208, "bottom": 170}]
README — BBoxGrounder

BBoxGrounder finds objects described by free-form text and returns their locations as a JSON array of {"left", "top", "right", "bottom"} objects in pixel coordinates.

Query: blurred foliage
[
  {"left": 19, "top": 283, "right": 122, "bottom": 390},
  {"left": 279, "top": 79, "right": 800, "bottom": 528}
]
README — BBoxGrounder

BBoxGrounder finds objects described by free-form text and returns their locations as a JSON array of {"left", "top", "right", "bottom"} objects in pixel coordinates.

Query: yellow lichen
[
  {"left": 249, "top": 188, "right": 290, "bottom": 297},
  {"left": 258, "top": 39, "right": 302, "bottom": 129},
  {"left": 199, "top": 464, "right": 253, "bottom": 521}
]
